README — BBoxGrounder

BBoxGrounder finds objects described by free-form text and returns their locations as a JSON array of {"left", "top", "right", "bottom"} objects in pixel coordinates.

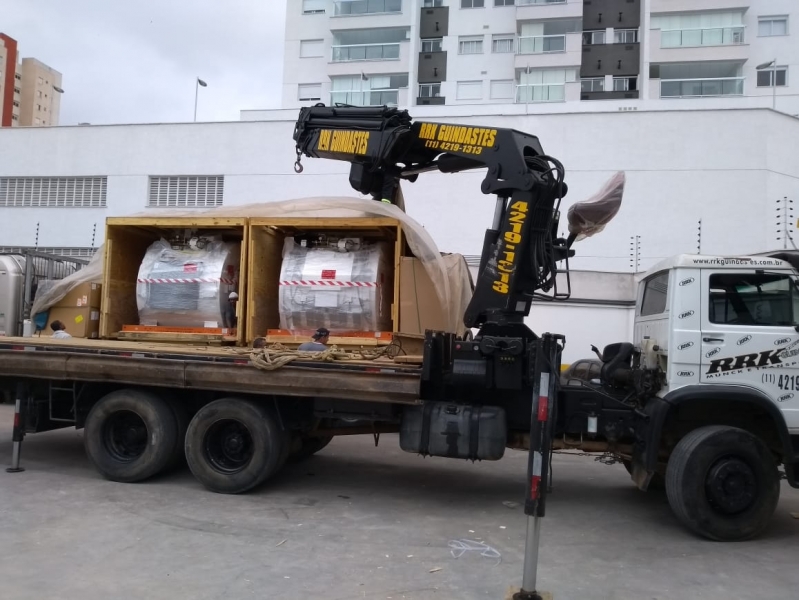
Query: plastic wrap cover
[
  {"left": 31, "top": 246, "right": 105, "bottom": 318},
  {"left": 136, "top": 239, "right": 240, "bottom": 328},
  {"left": 129, "top": 194, "right": 472, "bottom": 334},
  {"left": 279, "top": 238, "right": 392, "bottom": 331},
  {"left": 567, "top": 171, "right": 625, "bottom": 241}
]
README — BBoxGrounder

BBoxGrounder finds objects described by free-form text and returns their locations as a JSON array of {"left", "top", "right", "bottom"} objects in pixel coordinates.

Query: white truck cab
[{"left": 635, "top": 254, "right": 799, "bottom": 433}]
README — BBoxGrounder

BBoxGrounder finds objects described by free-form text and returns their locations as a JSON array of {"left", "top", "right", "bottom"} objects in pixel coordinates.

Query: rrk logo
[
  {"left": 679, "top": 277, "right": 695, "bottom": 287},
  {"left": 678, "top": 341, "right": 694, "bottom": 350},
  {"left": 678, "top": 310, "right": 695, "bottom": 319},
  {"left": 737, "top": 335, "right": 752, "bottom": 346},
  {"left": 677, "top": 371, "right": 694, "bottom": 377}
]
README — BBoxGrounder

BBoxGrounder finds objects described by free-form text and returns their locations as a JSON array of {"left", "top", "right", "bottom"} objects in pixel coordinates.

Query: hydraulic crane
[{"left": 293, "top": 104, "right": 621, "bottom": 599}]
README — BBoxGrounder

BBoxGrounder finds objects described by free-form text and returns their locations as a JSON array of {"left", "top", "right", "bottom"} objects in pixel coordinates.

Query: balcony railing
[
  {"left": 518, "top": 0, "right": 566, "bottom": 5},
  {"left": 331, "top": 89, "right": 399, "bottom": 106},
  {"left": 332, "top": 43, "right": 401, "bottom": 62},
  {"left": 517, "top": 35, "right": 566, "bottom": 54},
  {"left": 660, "top": 26, "right": 745, "bottom": 48},
  {"left": 333, "top": 0, "right": 402, "bottom": 16},
  {"left": 660, "top": 77, "right": 744, "bottom": 98},
  {"left": 515, "top": 83, "right": 565, "bottom": 103}
]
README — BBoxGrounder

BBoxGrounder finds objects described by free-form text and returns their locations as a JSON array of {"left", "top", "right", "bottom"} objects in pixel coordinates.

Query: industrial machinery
[{"left": 292, "top": 104, "right": 622, "bottom": 599}]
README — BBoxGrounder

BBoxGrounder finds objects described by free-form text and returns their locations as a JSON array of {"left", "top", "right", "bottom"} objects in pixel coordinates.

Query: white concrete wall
[{"left": 1, "top": 109, "right": 798, "bottom": 275}]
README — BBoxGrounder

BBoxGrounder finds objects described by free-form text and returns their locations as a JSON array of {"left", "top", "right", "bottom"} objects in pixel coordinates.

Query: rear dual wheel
[{"left": 185, "top": 398, "right": 289, "bottom": 494}]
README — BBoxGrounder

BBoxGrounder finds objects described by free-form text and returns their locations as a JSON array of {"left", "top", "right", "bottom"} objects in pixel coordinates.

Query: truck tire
[
  {"left": 665, "top": 425, "right": 780, "bottom": 541},
  {"left": 288, "top": 435, "right": 333, "bottom": 464},
  {"left": 185, "top": 398, "right": 288, "bottom": 494},
  {"left": 84, "top": 389, "right": 178, "bottom": 483}
]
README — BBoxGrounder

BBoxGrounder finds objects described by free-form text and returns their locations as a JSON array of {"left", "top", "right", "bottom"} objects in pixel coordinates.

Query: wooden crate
[
  {"left": 101, "top": 217, "right": 249, "bottom": 345},
  {"left": 246, "top": 217, "right": 407, "bottom": 345}
]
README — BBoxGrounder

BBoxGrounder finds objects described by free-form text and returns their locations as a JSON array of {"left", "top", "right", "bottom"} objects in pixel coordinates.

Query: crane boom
[{"left": 293, "top": 104, "right": 572, "bottom": 329}]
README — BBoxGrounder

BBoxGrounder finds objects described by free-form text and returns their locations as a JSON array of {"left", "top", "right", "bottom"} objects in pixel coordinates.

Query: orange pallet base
[
  {"left": 264, "top": 329, "right": 392, "bottom": 347},
  {"left": 122, "top": 325, "right": 238, "bottom": 336}
]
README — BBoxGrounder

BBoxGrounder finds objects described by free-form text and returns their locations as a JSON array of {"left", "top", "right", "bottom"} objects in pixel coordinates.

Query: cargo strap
[{"left": 245, "top": 342, "right": 400, "bottom": 372}]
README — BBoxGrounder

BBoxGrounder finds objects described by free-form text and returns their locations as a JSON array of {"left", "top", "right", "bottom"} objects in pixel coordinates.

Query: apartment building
[
  {"left": 282, "top": 0, "right": 797, "bottom": 113},
  {"left": 0, "top": 33, "right": 62, "bottom": 127}
]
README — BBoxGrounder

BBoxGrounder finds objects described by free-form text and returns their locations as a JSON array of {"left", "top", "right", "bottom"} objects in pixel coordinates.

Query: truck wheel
[
  {"left": 185, "top": 398, "right": 288, "bottom": 494},
  {"left": 288, "top": 435, "right": 333, "bottom": 464},
  {"left": 84, "top": 389, "right": 178, "bottom": 483},
  {"left": 665, "top": 426, "right": 780, "bottom": 541}
]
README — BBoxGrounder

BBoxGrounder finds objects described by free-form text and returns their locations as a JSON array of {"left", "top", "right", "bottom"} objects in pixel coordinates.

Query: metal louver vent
[
  {"left": 148, "top": 175, "right": 225, "bottom": 208},
  {"left": 0, "top": 177, "right": 107, "bottom": 208}
]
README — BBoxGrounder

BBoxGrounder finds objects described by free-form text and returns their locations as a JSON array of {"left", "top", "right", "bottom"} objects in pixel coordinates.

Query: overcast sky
[{"left": 3, "top": 0, "right": 285, "bottom": 124}]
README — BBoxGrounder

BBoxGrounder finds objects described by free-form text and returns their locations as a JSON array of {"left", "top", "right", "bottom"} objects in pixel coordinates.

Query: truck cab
[{"left": 635, "top": 254, "right": 799, "bottom": 434}]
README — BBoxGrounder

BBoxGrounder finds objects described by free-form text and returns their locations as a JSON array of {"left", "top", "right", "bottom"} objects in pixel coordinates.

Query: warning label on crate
[{"left": 321, "top": 269, "right": 336, "bottom": 279}]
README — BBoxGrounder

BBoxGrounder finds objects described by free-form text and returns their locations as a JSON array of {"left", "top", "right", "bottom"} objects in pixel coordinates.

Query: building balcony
[
  {"left": 649, "top": 27, "right": 749, "bottom": 63},
  {"left": 327, "top": 42, "right": 410, "bottom": 76},
  {"left": 515, "top": 0, "right": 581, "bottom": 21},
  {"left": 516, "top": 83, "right": 564, "bottom": 103},
  {"left": 332, "top": 43, "right": 401, "bottom": 62},
  {"left": 333, "top": 0, "right": 402, "bottom": 16},
  {"left": 515, "top": 32, "right": 581, "bottom": 70},
  {"left": 657, "top": 77, "right": 744, "bottom": 99},
  {"left": 650, "top": 0, "right": 749, "bottom": 13},
  {"left": 331, "top": 88, "right": 401, "bottom": 106},
  {"left": 416, "top": 96, "right": 445, "bottom": 106},
  {"left": 581, "top": 90, "right": 640, "bottom": 101}
]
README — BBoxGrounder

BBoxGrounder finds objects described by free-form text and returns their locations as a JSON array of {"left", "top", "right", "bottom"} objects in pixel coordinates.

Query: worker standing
[
  {"left": 298, "top": 327, "right": 330, "bottom": 351},
  {"left": 50, "top": 320, "right": 72, "bottom": 339},
  {"left": 224, "top": 292, "right": 239, "bottom": 329}
]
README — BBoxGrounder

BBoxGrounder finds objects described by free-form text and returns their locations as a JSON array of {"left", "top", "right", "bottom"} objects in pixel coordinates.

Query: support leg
[{"left": 6, "top": 383, "right": 27, "bottom": 473}]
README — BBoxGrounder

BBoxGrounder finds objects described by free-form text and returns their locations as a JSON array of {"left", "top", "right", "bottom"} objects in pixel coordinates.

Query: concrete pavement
[{"left": 0, "top": 403, "right": 797, "bottom": 600}]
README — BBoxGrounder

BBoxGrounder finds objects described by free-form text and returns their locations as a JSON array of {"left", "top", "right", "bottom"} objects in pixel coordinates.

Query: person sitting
[
  {"left": 298, "top": 327, "right": 330, "bottom": 351},
  {"left": 50, "top": 320, "right": 72, "bottom": 339}
]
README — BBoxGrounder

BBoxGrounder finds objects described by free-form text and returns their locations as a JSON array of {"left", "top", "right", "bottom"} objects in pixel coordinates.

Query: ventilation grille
[
  {"left": 148, "top": 176, "right": 224, "bottom": 208},
  {"left": 0, "top": 177, "right": 107, "bottom": 208}
]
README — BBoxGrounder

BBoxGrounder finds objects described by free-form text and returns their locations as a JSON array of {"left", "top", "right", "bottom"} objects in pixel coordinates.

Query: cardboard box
[
  {"left": 47, "top": 307, "right": 100, "bottom": 339},
  {"left": 399, "top": 257, "right": 448, "bottom": 334},
  {"left": 54, "top": 282, "right": 102, "bottom": 309}
]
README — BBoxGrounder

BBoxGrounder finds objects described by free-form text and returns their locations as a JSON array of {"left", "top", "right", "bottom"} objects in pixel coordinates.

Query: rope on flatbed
[{"left": 245, "top": 342, "right": 402, "bottom": 372}]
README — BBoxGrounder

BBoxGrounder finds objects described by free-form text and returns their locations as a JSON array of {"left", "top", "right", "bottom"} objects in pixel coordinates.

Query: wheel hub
[
  {"left": 103, "top": 410, "right": 148, "bottom": 462},
  {"left": 204, "top": 419, "right": 254, "bottom": 474},
  {"left": 705, "top": 457, "right": 757, "bottom": 515}
]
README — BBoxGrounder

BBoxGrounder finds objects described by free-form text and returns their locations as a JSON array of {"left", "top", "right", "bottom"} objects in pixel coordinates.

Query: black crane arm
[{"left": 292, "top": 104, "right": 571, "bottom": 329}]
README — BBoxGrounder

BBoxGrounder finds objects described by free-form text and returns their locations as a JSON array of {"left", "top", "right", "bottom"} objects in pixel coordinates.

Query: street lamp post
[
  {"left": 756, "top": 59, "right": 777, "bottom": 111},
  {"left": 194, "top": 78, "right": 207, "bottom": 122}
]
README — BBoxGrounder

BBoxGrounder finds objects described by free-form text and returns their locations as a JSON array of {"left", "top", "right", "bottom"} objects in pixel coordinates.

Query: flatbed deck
[{"left": 0, "top": 337, "right": 421, "bottom": 404}]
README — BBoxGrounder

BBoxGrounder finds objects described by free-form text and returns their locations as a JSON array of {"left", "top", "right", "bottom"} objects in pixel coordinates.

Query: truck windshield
[{"left": 709, "top": 272, "right": 799, "bottom": 326}]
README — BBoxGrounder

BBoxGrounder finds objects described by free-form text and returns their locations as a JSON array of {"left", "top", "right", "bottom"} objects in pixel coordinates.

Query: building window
[
  {"left": 37, "top": 90, "right": 42, "bottom": 98},
  {"left": 494, "top": 0, "right": 514, "bottom": 5},
  {"left": 11, "top": 115, "right": 18, "bottom": 121},
  {"left": 423, "top": 0, "right": 444, "bottom": 5},
  {"left": 461, "top": 0, "right": 484, "bottom": 7},
  {"left": 659, "top": 62, "right": 743, "bottom": 98},
  {"left": 300, "top": 39, "right": 324, "bottom": 58},
  {"left": 302, "top": 0, "right": 326, "bottom": 14},
  {"left": 458, "top": 36, "right": 483, "bottom": 54},
  {"left": 0, "top": 177, "right": 108, "bottom": 208},
  {"left": 148, "top": 176, "right": 224, "bottom": 208},
  {"left": 614, "top": 29, "right": 638, "bottom": 44},
  {"left": 757, "top": 67, "right": 787, "bottom": 87},
  {"left": 298, "top": 83, "right": 323, "bottom": 101},
  {"left": 492, "top": 34, "right": 515, "bottom": 53},
  {"left": 37, "top": 76, "right": 43, "bottom": 84},
  {"left": 34, "top": 118, "right": 41, "bottom": 125},
  {"left": 419, "top": 83, "right": 441, "bottom": 98},
  {"left": 613, "top": 76, "right": 637, "bottom": 91},
  {"left": 582, "top": 30, "right": 605, "bottom": 45},
  {"left": 758, "top": 16, "right": 788, "bottom": 37},
  {"left": 14, "top": 73, "right": 21, "bottom": 80},
  {"left": 489, "top": 79, "right": 514, "bottom": 100},
  {"left": 12, "top": 101, "right": 19, "bottom": 107},
  {"left": 14, "top": 87, "right": 20, "bottom": 94},
  {"left": 517, "top": 68, "right": 574, "bottom": 103},
  {"left": 456, "top": 80, "right": 482, "bottom": 100},
  {"left": 421, "top": 38, "right": 443, "bottom": 52},
  {"left": 37, "top": 104, "right": 42, "bottom": 111},
  {"left": 581, "top": 77, "right": 604, "bottom": 93},
  {"left": 653, "top": 12, "right": 745, "bottom": 47}
]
